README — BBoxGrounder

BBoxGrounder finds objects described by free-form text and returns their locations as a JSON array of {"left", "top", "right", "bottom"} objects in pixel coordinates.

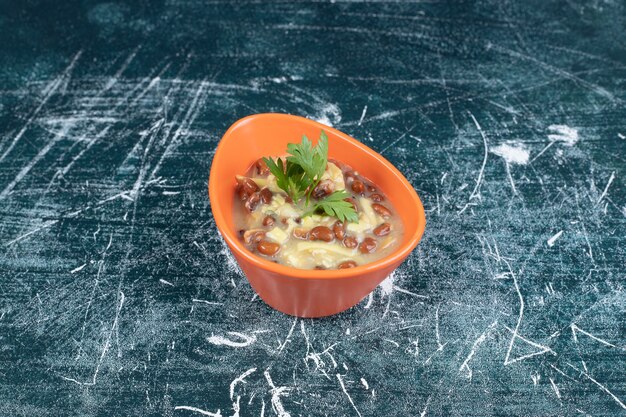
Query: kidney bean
[
  {"left": 309, "top": 226, "right": 334, "bottom": 242},
  {"left": 244, "top": 192, "right": 261, "bottom": 212},
  {"left": 257, "top": 240, "right": 280, "bottom": 256},
  {"left": 312, "top": 179, "right": 335, "bottom": 199},
  {"left": 370, "top": 193, "right": 384, "bottom": 202},
  {"left": 293, "top": 228, "right": 309, "bottom": 240},
  {"left": 237, "top": 185, "right": 249, "bottom": 201},
  {"left": 359, "top": 237, "right": 378, "bottom": 254},
  {"left": 243, "top": 230, "right": 266, "bottom": 245},
  {"left": 242, "top": 177, "right": 259, "bottom": 195},
  {"left": 368, "top": 186, "right": 377, "bottom": 193},
  {"left": 255, "top": 158, "right": 270, "bottom": 175},
  {"left": 343, "top": 236, "right": 358, "bottom": 249},
  {"left": 285, "top": 196, "right": 293, "bottom": 204},
  {"left": 281, "top": 217, "right": 288, "bottom": 225},
  {"left": 373, "top": 223, "right": 391, "bottom": 236},
  {"left": 372, "top": 203, "right": 392, "bottom": 218},
  {"left": 262, "top": 216, "right": 275, "bottom": 227},
  {"left": 338, "top": 260, "right": 357, "bottom": 269},
  {"left": 345, "top": 170, "right": 358, "bottom": 180},
  {"left": 351, "top": 180, "right": 365, "bottom": 194},
  {"left": 259, "top": 188, "right": 272, "bottom": 204},
  {"left": 345, "top": 197, "right": 358, "bottom": 213},
  {"left": 332, "top": 221, "right": 346, "bottom": 240}
]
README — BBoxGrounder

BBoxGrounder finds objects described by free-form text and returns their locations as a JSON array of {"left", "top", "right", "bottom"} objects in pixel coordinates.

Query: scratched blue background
[{"left": 1, "top": 1, "right": 625, "bottom": 416}]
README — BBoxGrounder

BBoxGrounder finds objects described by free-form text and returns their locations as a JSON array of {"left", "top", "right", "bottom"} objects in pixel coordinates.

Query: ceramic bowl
[{"left": 208, "top": 113, "right": 426, "bottom": 317}]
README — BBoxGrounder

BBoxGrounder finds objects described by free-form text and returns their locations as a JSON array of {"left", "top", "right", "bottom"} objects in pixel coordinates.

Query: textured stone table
[{"left": 1, "top": 1, "right": 625, "bottom": 416}]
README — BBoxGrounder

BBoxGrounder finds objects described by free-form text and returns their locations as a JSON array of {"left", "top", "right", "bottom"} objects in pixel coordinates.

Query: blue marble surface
[{"left": 0, "top": 1, "right": 625, "bottom": 416}]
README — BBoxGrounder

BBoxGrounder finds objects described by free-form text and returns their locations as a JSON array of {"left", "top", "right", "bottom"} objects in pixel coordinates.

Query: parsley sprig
[
  {"left": 304, "top": 190, "right": 357, "bottom": 223},
  {"left": 262, "top": 131, "right": 358, "bottom": 223}
]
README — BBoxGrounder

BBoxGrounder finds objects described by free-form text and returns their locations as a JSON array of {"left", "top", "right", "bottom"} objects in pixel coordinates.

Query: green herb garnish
[
  {"left": 304, "top": 190, "right": 359, "bottom": 223},
  {"left": 262, "top": 131, "right": 358, "bottom": 222}
]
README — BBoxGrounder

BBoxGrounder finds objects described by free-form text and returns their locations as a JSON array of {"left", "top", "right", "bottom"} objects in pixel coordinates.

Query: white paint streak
[
  {"left": 70, "top": 263, "right": 87, "bottom": 274},
  {"left": 548, "top": 125, "right": 579, "bottom": 146},
  {"left": 0, "top": 122, "right": 73, "bottom": 199},
  {"left": 174, "top": 405, "right": 222, "bottom": 416},
  {"left": 596, "top": 171, "right": 615, "bottom": 206},
  {"left": 358, "top": 105, "right": 368, "bottom": 126},
  {"left": 61, "top": 291, "right": 125, "bottom": 386},
  {"left": 503, "top": 324, "right": 555, "bottom": 364},
  {"left": 571, "top": 324, "right": 620, "bottom": 349},
  {"left": 0, "top": 50, "right": 83, "bottom": 163},
  {"left": 393, "top": 285, "right": 429, "bottom": 299},
  {"left": 230, "top": 368, "right": 257, "bottom": 400},
  {"left": 264, "top": 369, "right": 291, "bottom": 417},
  {"left": 503, "top": 259, "right": 552, "bottom": 366},
  {"left": 313, "top": 103, "right": 341, "bottom": 127},
  {"left": 566, "top": 363, "right": 626, "bottom": 410},
  {"left": 277, "top": 317, "right": 298, "bottom": 353},
  {"left": 360, "top": 378, "right": 369, "bottom": 390},
  {"left": 458, "top": 112, "right": 488, "bottom": 214},
  {"left": 490, "top": 142, "right": 530, "bottom": 165},
  {"left": 379, "top": 273, "right": 396, "bottom": 296},
  {"left": 5, "top": 220, "right": 59, "bottom": 246},
  {"left": 192, "top": 299, "right": 223, "bottom": 306},
  {"left": 207, "top": 332, "right": 256, "bottom": 348},
  {"left": 336, "top": 373, "right": 362, "bottom": 417},
  {"left": 547, "top": 230, "right": 564, "bottom": 247},
  {"left": 549, "top": 378, "right": 561, "bottom": 399},
  {"left": 459, "top": 319, "right": 498, "bottom": 380}
]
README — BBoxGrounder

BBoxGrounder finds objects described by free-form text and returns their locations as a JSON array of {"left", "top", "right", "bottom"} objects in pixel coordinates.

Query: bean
[
  {"left": 312, "top": 179, "right": 335, "bottom": 199},
  {"left": 314, "top": 265, "right": 326, "bottom": 270},
  {"left": 242, "top": 177, "right": 259, "bottom": 194},
  {"left": 293, "top": 228, "right": 309, "bottom": 240},
  {"left": 309, "top": 226, "right": 334, "bottom": 242},
  {"left": 281, "top": 217, "right": 288, "bottom": 225},
  {"left": 345, "top": 170, "right": 358, "bottom": 180},
  {"left": 332, "top": 221, "right": 346, "bottom": 240},
  {"left": 257, "top": 240, "right": 280, "bottom": 256},
  {"left": 345, "top": 197, "right": 358, "bottom": 213},
  {"left": 285, "top": 196, "right": 293, "bottom": 204},
  {"left": 370, "top": 193, "right": 384, "bottom": 202},
  {"left": 343, "top": 236, "right": 358, "bottom": 249},
  {"left": 243, "top": 230, "right": 266, "bottom": 245},
  {"left": 373, "top": 223, "right": 391, "bottom": 236},
  {"left": 372, "top": 203, "right": 392, "bottom": 218},
  {"left": 368, "top": 186, "right": 377, "bottom": 193},
  {"left": 262, "top": 216, "right": 275, "bottom": 227},
  {"left": 244, "top": 192, "right": 261, "bottom": 212},
  {"left": 359, "top": 237, "right": 378, "bottom": 254},
  {"left": 237, "top": 186, "right": 249, "bottom": 201},
  {"left": 338, "top": 260, "right": 357, "bottom": 269},
  {"left": 255, "top": 158, "right": 270, "bottom": 175},
  {"left": 259, "top": 188, "right": 272, "bottom": 204},
  {"left": 351, "top": 180, "right": 365, "bottom": 194}
]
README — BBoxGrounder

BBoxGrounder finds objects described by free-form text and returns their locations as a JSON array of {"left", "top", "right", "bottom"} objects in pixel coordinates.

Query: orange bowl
[{"left": 208, "top": 113, "right": 426, "bottom": 318}]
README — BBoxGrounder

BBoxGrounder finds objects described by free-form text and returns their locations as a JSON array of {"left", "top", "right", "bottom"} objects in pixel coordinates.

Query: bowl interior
[{"left": 209, "top": 113, "right": 425, "bottom": 277}]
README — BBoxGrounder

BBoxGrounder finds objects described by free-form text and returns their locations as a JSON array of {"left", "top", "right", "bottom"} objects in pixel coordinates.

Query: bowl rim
[{"left": 209, "top": 113, "right": 426, "bottom": 280}]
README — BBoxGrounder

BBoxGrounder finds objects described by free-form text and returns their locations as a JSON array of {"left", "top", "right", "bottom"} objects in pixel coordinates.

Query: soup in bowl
[{"left": 209, "top": 113, "right": 425, "bottom": 317}]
